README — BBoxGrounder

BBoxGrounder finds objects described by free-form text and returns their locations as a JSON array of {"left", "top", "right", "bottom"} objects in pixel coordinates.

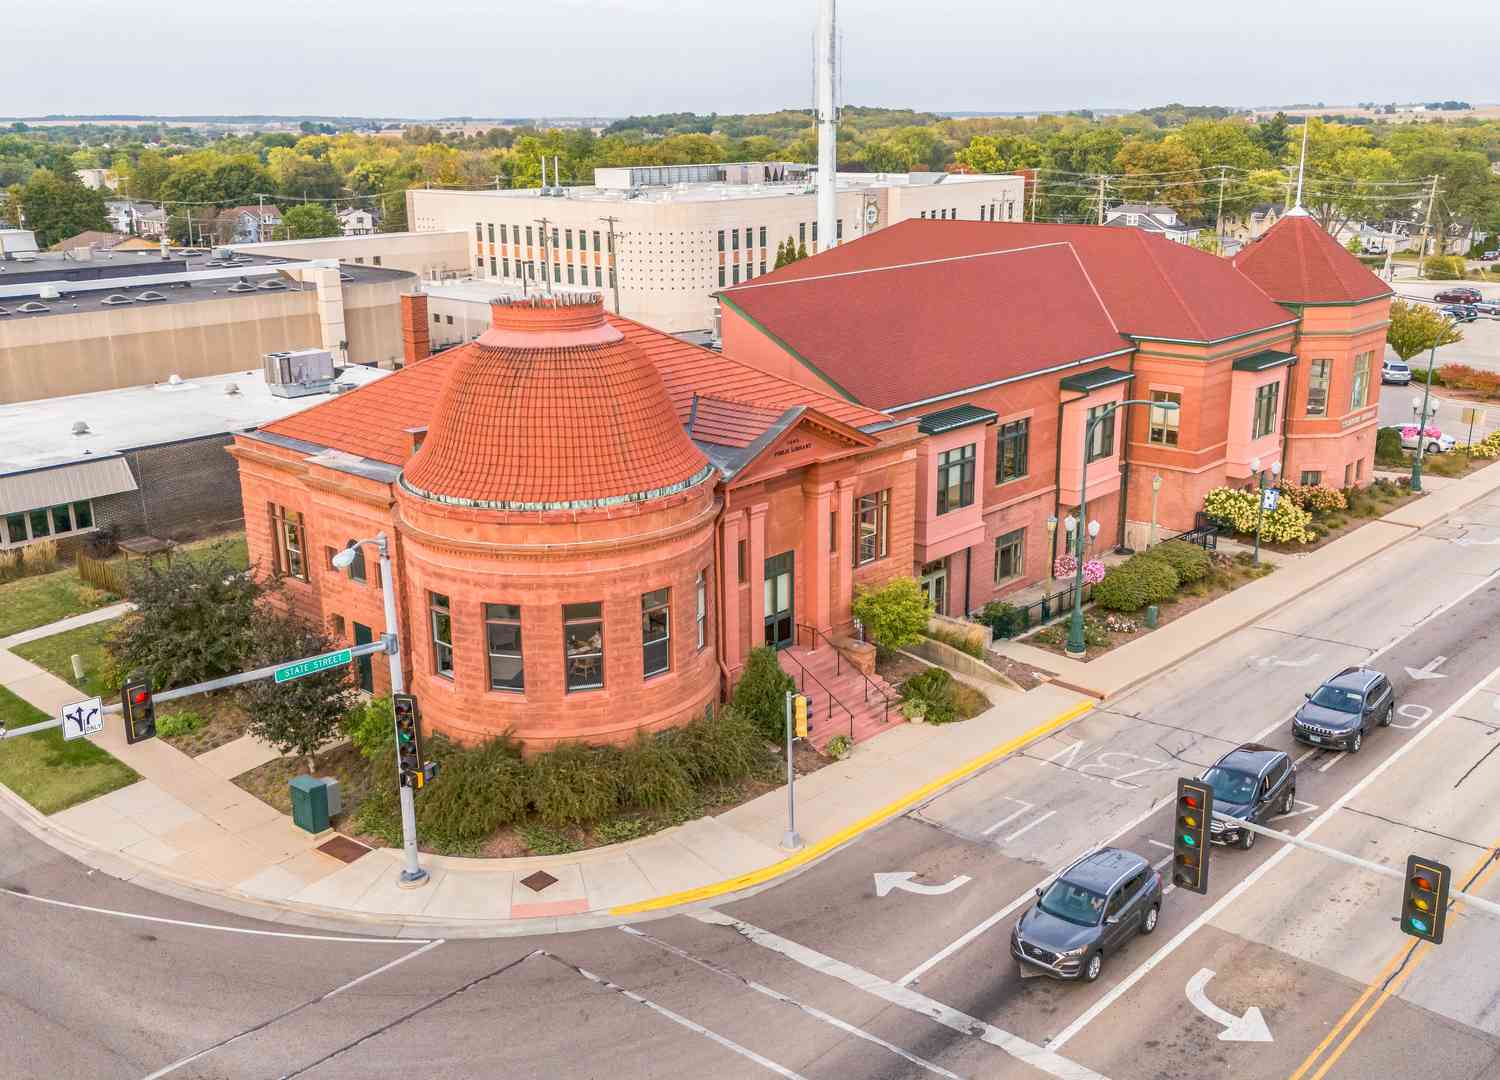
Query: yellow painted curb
[{"left": 610, "top": 698, "right": 1095, "bottom": 915}]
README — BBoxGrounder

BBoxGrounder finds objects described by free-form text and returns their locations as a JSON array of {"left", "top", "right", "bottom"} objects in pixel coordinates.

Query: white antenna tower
[{"left": 1287, "top": 120, "right": 1311, "bottom": 217}]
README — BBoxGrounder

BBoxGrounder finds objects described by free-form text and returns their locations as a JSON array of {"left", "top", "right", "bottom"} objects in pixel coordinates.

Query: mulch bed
[
  {"left": 982, "top": 652, "right": 1055, "bottom": 691},
  {"left": 158, "top": 692, "right": 250, "bottom": 757},
  {"left": 232, "top": 742, "right": 374, "bottom": 832}
]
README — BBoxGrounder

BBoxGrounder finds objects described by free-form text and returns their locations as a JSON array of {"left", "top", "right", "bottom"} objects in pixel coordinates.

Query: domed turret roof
[
  {"left": 400, "top": 294, "right": 712, "bottom": 510},
  {"left": 1233, "top": 212, "right": 1392, "bottom": 305}
]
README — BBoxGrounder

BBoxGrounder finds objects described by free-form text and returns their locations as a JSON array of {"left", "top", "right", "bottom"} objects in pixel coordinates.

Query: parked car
[
  {"left": 1435, "top": 287, "right": 1483, "bottom": 304},
  {"left": 1381, "top": 359, "right": 1412, "bottom": 384},
  {"left": 1292, "top": 667, "right": 1395, "bottom": 753},
  {"left": 1199, "top": 744, "right": 1297, "bottom": 850},
  {"left": 1400, "top": 426, "right": 1456, "bottom": 453},
  {"left": 1439, "top": 304, "right": 1479, "bottom": 322},
  {"left": 1011, "top": 848, "right": 1161, "bottom": 983},
  {"left": 1480, "top": 251, "right": 1497, "bottom": 262},
  {"left": 1472, "top": 300, "right": 1500, "bottom": 317}
]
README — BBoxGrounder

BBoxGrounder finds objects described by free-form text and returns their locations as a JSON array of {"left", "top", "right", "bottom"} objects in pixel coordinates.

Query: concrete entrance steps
[{"left": 776, "top": 644, "right": 903, "bottom": 751}]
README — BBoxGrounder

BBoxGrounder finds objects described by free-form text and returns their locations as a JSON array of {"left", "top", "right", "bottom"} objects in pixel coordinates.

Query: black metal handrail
[
  {"left": 778, "top": 647, "right": 857, "bottom": 741},
  {"left": 798, "top": 624, "right": 888, "bottom": 726},
  {"left": 1161, "top": 523, "right": 1219, "bottom": 550},
  {"left": 986, "top": 581, "right": 1094, "bottom": 640}
]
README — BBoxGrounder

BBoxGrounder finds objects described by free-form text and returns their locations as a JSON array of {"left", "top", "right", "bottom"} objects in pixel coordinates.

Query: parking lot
[{"left": 1380, "top": 276, "right": 1500, "bottom": 439}]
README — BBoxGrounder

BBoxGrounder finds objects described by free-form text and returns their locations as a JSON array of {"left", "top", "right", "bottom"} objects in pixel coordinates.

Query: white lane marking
[
  {"left": 897, "top": 793, "right": 1177, "bottom": 987},
  {"left": 621, "top": 926, "right": 965, "bottom": 1080},
  {"left": 1185, "top": 968, "right": 1273, "bottom": 1042},
  {"left": 694, "top": 911, "right": 1108, "bottom": 1080},
  {"left": 1005, "top": 811, "right": 1057, "bottom": 843},
  {"left": 1293, "top": 748, "right": 1320, "bottom": 765},
  {"left": 981, "top": 800, "right": 1034, "bottom": 836},
  {"left": 139, "top": 939, "right": 446, "bottom": 1079},
  {"left": 1317, "top": 752, "right": 1347, "bottom": 774},
  {"left": 1044, "top": 655, "right": 1500, "bottom": 1052},
  {"left": 1406, "top": 655, "right": 1449, "bottom": 681},
  {"left": 1253, "top": 653, "right": 1322, "bottom": 669},
  {"left": 570, "top": 959, "right": 809, "bottom": 1079},
  {"left": 1147, "top": 839, "right": 1173, "bottom": 850},
  {"left": 1151, "top": 853, "right": 1173, "bottom": 872},
  {"left": 1270, "top": 799, "right": 1319, "bottom": 822},
  {"left": 1392, "top": 703, "right": 1432, "bottom": 730},
  {"left": 874, "top": 872, "right": 972, "bottom": 898},
  {"left": 0, "top": 887, "right": 434, "bottom": 945}
]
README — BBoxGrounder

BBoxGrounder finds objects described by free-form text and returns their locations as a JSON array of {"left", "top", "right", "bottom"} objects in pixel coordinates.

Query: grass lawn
[
  {"left": 0, "top": 569, "right": 117, "bottom": 639},
  {"left": 177, "top": 533, "right": 249, "bottom": 572},
  {"left": 12, "top": 618, "right": 123, "bottom": 701},
  {"left": 0, "top": 686, "right": 139, "bottom": 814}
]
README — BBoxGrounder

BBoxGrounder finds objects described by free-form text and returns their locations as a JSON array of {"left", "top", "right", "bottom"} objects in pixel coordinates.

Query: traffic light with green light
[
  {"left": 392, "top": 693, "right": 425, "bottom": 789},
  {"left": 121, "top": 679, "right": 156, "bottom": 744},
  {"left": 1173, "top": 777, "right": 1213, "bottom": 894},
  {"left": 1401, "top": 855, "right": 1450, "bottom": 944}
]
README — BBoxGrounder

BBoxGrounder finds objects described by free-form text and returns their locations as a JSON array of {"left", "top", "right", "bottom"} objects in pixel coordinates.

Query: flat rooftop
[
  {"left": 420, "top": 170, "right": 1019, "bottom": 207},
  {"left": 0, "top": 364, "right": 392, "bottom": 476},
  {"left": 0, "top": 248, "right": 412, "bottom": 318},
  {"left": 421, "top": 279, "right": 598, "bottom": 304}
]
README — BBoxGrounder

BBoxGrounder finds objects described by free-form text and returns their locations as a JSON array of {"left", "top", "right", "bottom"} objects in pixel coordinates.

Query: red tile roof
[
  {"left": 735, "top": 219, "right": 1296, "bottom": 352},
  {"left": 689, "top": 396, "right": 785, "bottom": 448},
  {"left": 257, "top": 302, "right": 891, "bottom": 472},
  {"left": 1232, "top": 212, "right": 1393, "bottom": 305},
  {"left": 399, "top": 297, "right": 710, "bottom": 508},
  {"left": 723, "top": 238, "right": 1135, "bottom": 410}
]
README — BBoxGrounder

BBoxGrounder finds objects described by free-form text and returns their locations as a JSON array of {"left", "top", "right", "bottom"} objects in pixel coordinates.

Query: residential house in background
[
  {"left": 338, "top": 207, "right": 376, "bottom": 235},
  {"left": 1223, "top": 203, "right": 1282, "bottom": 246},
  {"left": 135, "top": 206, "right": 168, "bottom": 239},
  {"left": 215, "top": 205, "right": 283, "bottom": 244},
  {"left": 104, "top": 199, "right": 162, "bottom": 235},
  {"left": 75, "top": 168, "right": 119, "bottom": 192},
  {"left": 1102, "top": 203, "right": 1201, "bottom": 245}
]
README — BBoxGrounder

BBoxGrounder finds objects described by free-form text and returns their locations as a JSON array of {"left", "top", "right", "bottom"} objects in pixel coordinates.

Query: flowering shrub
[
  {"left": 1082, "top": 559, "right": 1106, "bottom": 585},
  {"left": 1052, "top": 553, "right": 1107, "bottom": 583},
  {"left": 1400, "top": 425, "right": 1442, "bottom": 441},
  {"left": 1100, "top": 613, "right": 1139, "bottom": 633},
  {"left": 1436, "top": 364, "right": 1500, "bottom": 399},
  {"left": 1279, "top": 482, "right": 1347, "bottom": 514},
  {"left": 1460, "top": 430, "right": 1500, "bottom": 459},
  {"left": 1201, "top": 487, "right": 1316, "bottom": 544}
]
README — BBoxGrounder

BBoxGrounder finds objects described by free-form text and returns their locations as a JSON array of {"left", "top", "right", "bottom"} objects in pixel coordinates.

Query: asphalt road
[{"left": 6, "top": 490, "right": 1500, "bottom": 1079}]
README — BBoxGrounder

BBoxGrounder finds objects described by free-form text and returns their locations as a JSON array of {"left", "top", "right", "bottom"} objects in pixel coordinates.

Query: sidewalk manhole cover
[
  {"left": 317, "top": 836, "right": 371, "bottom": 864},
  {"left": 520, "top": 870, "right": 558, "bottom": 893}
]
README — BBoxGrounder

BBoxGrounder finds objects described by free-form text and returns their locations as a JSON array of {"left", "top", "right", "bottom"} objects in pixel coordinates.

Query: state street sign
[
  {"left": 60, "top": 697, "right": 104, "bottom": 741},
  {"left": 274, "top": 648, "right": 353, "bottom": 684}
]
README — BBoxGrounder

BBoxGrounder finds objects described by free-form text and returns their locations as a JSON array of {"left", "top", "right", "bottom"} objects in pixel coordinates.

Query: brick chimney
[{"left": 400, "top": 292, "right": 430, "bottom": 366}]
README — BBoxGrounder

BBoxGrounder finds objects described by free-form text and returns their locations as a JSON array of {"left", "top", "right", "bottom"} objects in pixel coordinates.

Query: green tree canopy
[
  {"left": 1386, "top": 298, "right": 1463, "bottom": 361},
  {"left": 16, "top": 169, "right": 107, "bottom": 246},
  {"left": 282, "top": 203, "right": 341, "bottom": 239}
]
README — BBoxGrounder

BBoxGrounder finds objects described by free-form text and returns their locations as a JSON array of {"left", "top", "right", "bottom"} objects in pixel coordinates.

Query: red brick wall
[{"left": 400, "top": 292, "right": 430, "bottom": 366}]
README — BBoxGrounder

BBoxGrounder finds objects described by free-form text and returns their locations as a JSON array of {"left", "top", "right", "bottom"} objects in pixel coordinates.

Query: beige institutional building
[{"left": 406, "top": 162, "right": 1026, "bottom": 333}]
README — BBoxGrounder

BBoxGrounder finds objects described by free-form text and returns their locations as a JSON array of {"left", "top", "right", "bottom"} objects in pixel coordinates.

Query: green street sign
[{"left": 274, "top": 648, "right": 352, "bottom": 684}]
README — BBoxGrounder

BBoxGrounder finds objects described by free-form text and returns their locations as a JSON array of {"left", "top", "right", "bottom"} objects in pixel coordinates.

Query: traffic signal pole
[{"left": 373, "top": 533, "right": 428, "bottom": 888}]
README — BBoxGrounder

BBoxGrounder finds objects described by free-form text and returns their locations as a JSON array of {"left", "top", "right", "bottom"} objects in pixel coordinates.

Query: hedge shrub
[
  {"left": 1146, "top": 540, "right": 1211, "bottom": 584},
  {"left": 731, "top": 646, "right": 796, "bottom": 743},
  {"left": 1422, "top": 255, "right": 1466, "bottom": 280},
  {"left": 1094, "top": 554, "right": 1179, "bottom": 612},
  {"left": 1376, "top": 426, "right": 1405, "bottom": 463},
  {"left": 1278, "top": 483, "right": 1347, "bottom": 514}
]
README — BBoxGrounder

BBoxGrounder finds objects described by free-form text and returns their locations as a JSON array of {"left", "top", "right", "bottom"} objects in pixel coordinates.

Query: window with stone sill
[
  {"left": 696, "top": 570, "right": 708, "bottom": 650},
  {"left": 269, "top": 503, "right": 307, "bottom": 582},
  {"left": 485, "top": 603, "right": 523, "bottom": 693},
  {"left": 565, "top": 602, "right": 604, "bottom": 691},
  {"left": 642, "top": 589, "right": 671, "bottom": 678},
  {"left": 430, "top": 592, "right": 454, "bottom": 679}
]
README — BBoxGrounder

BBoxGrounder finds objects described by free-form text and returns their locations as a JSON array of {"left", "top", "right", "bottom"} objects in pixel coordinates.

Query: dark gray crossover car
[
  {"left": 1011, "top": 848, "right": 1161, "bottom": 983},
  {"left": 1292, "top": 666, "right": 1394, "bottom": 752},
  {"left": 1200, "top": 743, "right": 1296, "bottom": 850}
]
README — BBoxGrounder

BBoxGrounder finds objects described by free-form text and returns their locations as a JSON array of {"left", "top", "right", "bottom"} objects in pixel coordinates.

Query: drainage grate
[
  {"left": 520, "top": 870, "right": 558, "bottom": 893},
  {"left": 317, "top": 836, "right": 372, "bottom": 864}
]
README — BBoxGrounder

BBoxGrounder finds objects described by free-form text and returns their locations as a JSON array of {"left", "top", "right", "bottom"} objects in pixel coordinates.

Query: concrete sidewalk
[{"left": 995, "top": 464, "right": 1500, "bottom": 698}]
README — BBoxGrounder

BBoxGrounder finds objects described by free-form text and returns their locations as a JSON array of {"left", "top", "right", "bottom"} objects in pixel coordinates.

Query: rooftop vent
[
  {"left": 227, "top": 278, "right": 257, "bottom": 293},
  {"left": 38, "top": 284, "right": 60, "bottom": 300},
  {"left": 263, "top": 348, "right": 336, "bottom": 398},
  {"left": 71, "top": 420, "right": 90, "bottom": 436},
  {"left": 135, "top": 291, "right": 166, "bottom": 302},
  {"left": 224, "top": 382, "right": 240, "bottom": 396},
  {"left": 256, "top": 279, "right": 287, "bottom": 291},
  {"left": 167, "top": 373, "right": 182, "bottom": 385},
  {"left": 0, "top": 307, "right": 9, "bottom": 317},
  {"left": 17, "top": 301, "right": 48, "bottom": 313},
  {"left": 101, "top": 294, "right": 134, "bottom": 305}
]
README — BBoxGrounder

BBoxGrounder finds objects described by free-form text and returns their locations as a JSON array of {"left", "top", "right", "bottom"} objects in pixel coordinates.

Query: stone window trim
[
  {"left": 485, "top": 602, "right": 524, "bottom": 694},
  {"left": 430, "top": 592, "right": 454, "bottom": 680},
  {"left": 996, "top": 417, "right": 1030, "bottom": 484},
  {"left": 855, "top": 489, "right": 890, "bottom": 566},
  {"left": 937, "top": 444, "right": 977, "bottom": 515},
  {"left": 642, "top": 588, "right": 671, "bottom": 678},
  {"left": 994, "top": 527, "right": 1026, "bottom": 583},
  {"left": 268, "top": 502, "right": 308, "bottom": 582},
  {"left": 1148, "top": 390, "right": 1182, "bottom": 446},
  {"left": 565, "top": 602, "right": 605, "bottom": 692}
]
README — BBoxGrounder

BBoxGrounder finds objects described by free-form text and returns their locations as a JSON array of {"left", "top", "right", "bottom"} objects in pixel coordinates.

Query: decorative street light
[
  {"left": 1067, "top": 398, "right": 1177, "bottom": 657},
  {"left": 1046, "top": 515, "right": 1059, "bottom": 578},
  {"left": 332, "top": 534, "right": 428, "bottom": 888},
  {"left": 1149, "top": 473, "right": 1164, "bottom": 549},
  {"left": 1249, "top": 457, "right": 1282, "bottom": 566},
  {"left": 1411, "top": 339, "right": 1442, "bottom": 492}
]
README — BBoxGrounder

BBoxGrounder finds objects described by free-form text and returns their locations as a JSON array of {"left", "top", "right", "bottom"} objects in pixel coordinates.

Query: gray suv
[
  {"left": 1292, "top": 667, "right": 1394, "bottom": 752},
  {"left": 1010, "top": 848, "right": 1162, "bottom": 983},
  {"left": 1201, "top": 743, "right": 1296, "bottom": 850}
]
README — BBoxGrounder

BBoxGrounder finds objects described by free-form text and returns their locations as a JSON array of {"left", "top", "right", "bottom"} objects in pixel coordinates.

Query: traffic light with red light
[
  {"left": 1173, "top": 777, "right": 1213, "bottom": 894},
  {"left": 121, "top": 679, "right": 156, "bottom": 744},
  {"left": 1401, "top": 855, "right": 1450, "bottom": 944},
  {"left": 392, "top": 693, "right": 425, "bottom": 789}
]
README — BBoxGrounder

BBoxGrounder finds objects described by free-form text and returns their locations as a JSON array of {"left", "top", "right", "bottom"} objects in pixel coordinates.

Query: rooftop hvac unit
[
  {"left": 263, "top": 348, "right": 337, "bottom": 398},
  {"left": 38, "top": 284, "right": 60, "bottom": 300}
]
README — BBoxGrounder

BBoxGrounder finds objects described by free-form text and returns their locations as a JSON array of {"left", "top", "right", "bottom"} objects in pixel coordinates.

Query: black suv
[
  {"left": 1200, "top": 744, "right": 1296, "bottom": 850},
  {"left": 1010, "top": 848, "right": 1162, "bottom": 983},
  {"left": 1292, "top": 667, "right": 1394, "bottom": 752}
]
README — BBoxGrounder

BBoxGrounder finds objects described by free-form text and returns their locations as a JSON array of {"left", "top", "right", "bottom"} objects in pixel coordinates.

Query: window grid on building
[
  {"left": 485, "top": 603, "right": 523, "bottom": 692},
  {"left": 996, "top": 419, "right": 1029, "bottom": 483},
  {"left": 1253, "top": 382, "right": 1279, "bottom": 439},
  {"left": 1149, "top": 391, "right": 1181, "bottom": 446},
  {"left": 995, "top": 528, "right": 1025, "bottom": 582},
  {"left": 2, "top": 499, "right": 93, "bottom": 548},
  {"left": 936, "top": 444, "right": 976, "bottom": 514},
  {"left": 269, "top": 503, "right": 307, "bottom": 581},
  {"left": 1306, "top": 359, "right": 1330, "bottom": 416},
  {"left": 1085, "top": 405, "right": 1115, "bottom": 463},
  {"left": 1350, "top": 351, "right": 1373, "bottom": 409},
  {"left": 564, "top": 602, "right": 604, "bottom": 691},
  {"left": 856, "top": 490, "right": 890, "bottom": 565},
  {"left": 695, "top": 571, "right": 707, "bottom": 649},
  {"left": 642, "top": 588, "right": 671, "bottom": 677},
  {"left": 430, "top": 592, "right": 454, "bottom": 678}
]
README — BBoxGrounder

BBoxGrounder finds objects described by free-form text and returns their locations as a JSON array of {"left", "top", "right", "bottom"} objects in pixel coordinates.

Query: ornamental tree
[
  {"left": 1387, "top": 298, "right": 1463, "bottom": 362},
  {"left": 852, "top": 577, "right": 933, "bottom": 654}
]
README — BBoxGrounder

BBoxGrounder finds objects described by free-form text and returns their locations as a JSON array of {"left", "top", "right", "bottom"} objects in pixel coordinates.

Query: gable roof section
[
  {"left": 257, "top": 312, "right": 891, "bottom": 467},
  {"left": 723, "top": 240, "right": 1132, "bottom": 410},
  {"left": 741, "top": 220, "right": 1296, "bottom": 348},
  {"left": 1232, "top": 213, "right": 1393, "bottom": 305}
]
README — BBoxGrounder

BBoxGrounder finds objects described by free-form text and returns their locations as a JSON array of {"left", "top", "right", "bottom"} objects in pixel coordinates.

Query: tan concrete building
[
  {"left": 230, "top": 229, "right": 470, "bottom": 281},
  {"left": 0, "top": 248, "right": 413, "bottom": 404},
  {"left": 407, "top": 162, "right": 1026, "bottom": 333}
]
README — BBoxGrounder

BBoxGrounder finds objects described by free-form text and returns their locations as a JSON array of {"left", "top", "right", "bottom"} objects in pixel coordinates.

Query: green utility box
[
  {"left": 289, "top": 775, "right": 331, "bottom": 834},
  {"left": 1145, "top": 604, "right": 1160, "bottom": 629}
]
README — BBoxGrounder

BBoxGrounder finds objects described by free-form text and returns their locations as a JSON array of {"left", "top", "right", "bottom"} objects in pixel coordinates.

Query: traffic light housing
[
  {"left": 392, "top": 693, "right": 425, "bottom": 788},
  {"left": 793, "top": 694, "right": 809, "bottom": 738},
  {"left": 121, "top": 679, "right": 156, "bottom": 744},
  {"left": 1173, "top": 777, "right": 1213, "bottom": 894},
  {"left": 1401, "top": 855, "right": 1450, "bottom": 944}
]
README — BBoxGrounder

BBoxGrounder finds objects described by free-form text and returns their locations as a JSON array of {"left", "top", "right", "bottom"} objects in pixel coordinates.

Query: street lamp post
[
  {"left": 1411, "top": 341, "right": 1440, "bottom": 493},
  {"left": 332, "top": 534, "right": 428, "bottom": 888},
  {"left": 1250, "top": 458, "right": 1282, "bottom": 565},
  {"left": 1045, "top": 515, "right": 1058, "bottom": 577},
  {"left": 1066, "top": 398, "right": 1175, "bottom": 657},
  {"left": 1149, "top": 473, "right": 1163, "bottom": 549}
]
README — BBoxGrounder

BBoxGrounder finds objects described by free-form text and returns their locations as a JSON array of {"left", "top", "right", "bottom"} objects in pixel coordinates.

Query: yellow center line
[{"left": 1289, "top": 842, "right": 1500, "bottom": 1080}]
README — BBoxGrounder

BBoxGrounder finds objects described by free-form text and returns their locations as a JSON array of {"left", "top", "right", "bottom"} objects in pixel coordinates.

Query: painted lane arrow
[
  {"left": 1186, "top": 968, "right": 1273, "bottom": 1042},
  {"left": 873, "top": 872, "right": 972, "bottom": 898},
  {"left": 1252, "top": 653, "right": 1321, "bottom": 669},
  {"left": 1405, "top": 655, "right": 1449, "bottom": 681}
]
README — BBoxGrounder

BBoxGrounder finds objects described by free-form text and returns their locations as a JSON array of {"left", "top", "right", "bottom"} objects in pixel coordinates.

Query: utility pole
[
  {"left": 599, "top": 215, "right": 622, "bottom": 314},
  {"left": 490, "top": 174, "right": 503, "bottom": 190},
  {"left": 535, "top": 216, "right": 553, "bottom": 296},
  {"left": 257, "top": 193, "right": 266, "bottom": 242},
  {"left": 1415, "top": 174, "right": 1440, "bottom": 274},
  {"left": 1096, "top": 174, "right": 1107, "bottom": 225},
  {"left": 1030, "top": 170, "right": 1040, "bottom": 222},
  {"left": 1214, "top": 165, "right": 1228, "bottom": 255}
]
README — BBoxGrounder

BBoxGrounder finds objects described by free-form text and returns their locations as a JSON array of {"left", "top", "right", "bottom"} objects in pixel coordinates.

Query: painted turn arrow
[
  {"left": 1405, "top": 656, "right": 1449, "bottom": 681},
  {"left": 873, "top": 872, "right": 972, "bottom": 898},
  {"left": 1186, "top": 968, "right": 1273, "bottom": 1042}
]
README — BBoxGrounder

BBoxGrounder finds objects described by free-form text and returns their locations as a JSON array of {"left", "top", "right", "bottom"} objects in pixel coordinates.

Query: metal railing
[
  {"left": 987, "top": 581, "right": 1094, "bottom": 640},
  {"left": 1159, "top": 522, "right": 1219, "bottom": 550},
  {"left": 795, "top": 624, "right": 893, "bottom": 728},
  {"left": 777, "top": 648, "right": 857, "bottom": 741}
]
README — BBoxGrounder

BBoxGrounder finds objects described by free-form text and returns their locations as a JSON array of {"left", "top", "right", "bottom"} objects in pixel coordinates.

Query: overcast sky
[{"left": 5, "top": 0, "right": 1497, "bottom": 119}]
